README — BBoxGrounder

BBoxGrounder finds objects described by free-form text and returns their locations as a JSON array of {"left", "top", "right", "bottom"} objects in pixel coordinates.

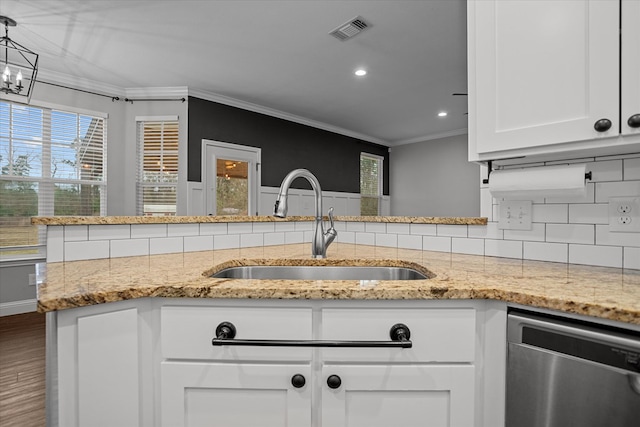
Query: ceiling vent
[{"left": 329, "top": 16, "right": 370, "bottom": 41}]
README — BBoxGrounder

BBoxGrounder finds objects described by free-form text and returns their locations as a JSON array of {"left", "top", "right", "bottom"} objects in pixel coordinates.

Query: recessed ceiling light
[
  {"left": 354, "top": 69, "right": 367, "bottom": 77},
  {"left": 438, "top": 111, "right": 448, "bottom": 117}
]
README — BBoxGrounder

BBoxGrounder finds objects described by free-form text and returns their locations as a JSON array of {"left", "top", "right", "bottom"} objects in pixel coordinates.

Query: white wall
[{"left": 390, "top": 134, "right": 480, "bottom": 217}]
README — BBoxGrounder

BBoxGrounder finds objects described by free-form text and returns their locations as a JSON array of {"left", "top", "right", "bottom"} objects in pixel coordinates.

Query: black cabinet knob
[
  {"left": 594, "top": 118, "right": 612, "bottom": 132},
  {"left": 327, "top": 374, "right": 342, "bottom": 389},
  {"left": 628, "top": 114, "right": 640, "bottom": 128},
  {"left": 291, "top": 374, "right": 306, "bottom": 388}
]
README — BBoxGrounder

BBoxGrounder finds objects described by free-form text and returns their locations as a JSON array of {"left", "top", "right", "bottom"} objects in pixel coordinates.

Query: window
[
  {"left": 360, "top": 153, "right": 383, "bottom": 216},
  {"left": 0, "top": 101, "right": 107, "bottom": 259},
  {"left": 136, "top": 118, "right": 179, "bottom": 216}
]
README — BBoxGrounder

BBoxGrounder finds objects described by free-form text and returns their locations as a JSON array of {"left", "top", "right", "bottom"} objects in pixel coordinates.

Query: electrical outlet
[
  {"left": 498, "top": 200, "right": 532, "bottom": 230},
  {"left": 609, "top": 197, "right": 640, "bottom": 232},
  {"left": 28, "top": 273, "right": 36, "bottom": 286}
]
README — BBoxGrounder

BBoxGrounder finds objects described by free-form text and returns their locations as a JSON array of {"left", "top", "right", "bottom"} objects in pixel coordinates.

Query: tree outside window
[{"left": 360, "top": 153, "right": 383, "bottom": 216}]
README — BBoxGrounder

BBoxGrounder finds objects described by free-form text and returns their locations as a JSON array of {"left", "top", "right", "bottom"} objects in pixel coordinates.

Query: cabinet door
[
  {"left": 321, "top": 365, "right": 475, "bottom": 427},
  {"left": 622, "top": 0, "right": 640, "bottom": 136},
  {"left": 469, "top": 0, "right": 619, "bottom": 158},
  {"left": 161, "top": 362, "right": 311, "bottom": 427}
]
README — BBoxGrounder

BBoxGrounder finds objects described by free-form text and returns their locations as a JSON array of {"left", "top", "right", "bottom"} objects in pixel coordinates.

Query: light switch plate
[
  {"left": 498, "top": 200, "right": 532, "bottom": 230},
  {"left": 609, "top": 197, "right": 640, "bottom": 232}
]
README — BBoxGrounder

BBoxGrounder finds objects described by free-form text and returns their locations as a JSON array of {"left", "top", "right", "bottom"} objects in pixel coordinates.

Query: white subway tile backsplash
[
  {"left": 387, "top": 223, "right": 410, "bottom": 234},
  {"left": 595, "top": 225, "right": 640, "bottom": 247},
  {"left": 274, "top": 222, "right": 295, "bottom": 232},
  {"left": 64, "top": 225, "right": 88, "bottom": 241},
  {"left": 213, "top": 234, "right": 240, "bottom": 250},
  {"left": 184, "top": 235, "right": 214, "bottom": 252},
  {"left": 252, "top": 222, "right": 275, "bottom": 233},
  {"left": 595, "top": 181, "right": 640, "bottom": 203},
  {"left": 532, "top": 204, "right": 568, "bottom": 223},
  {"left": 468, "top": 222, "right": 504, "bottom": 239},
  {"left": 568, "top": 204, "right": 609, "bottom": 224},
  {"left": 356, "top": 232, "right": 375, "bottom": 246},
  {"left": 131, "top": 224, "right": 168, "bottom": 238},
  {"left": 168, "top": 223, "right": 200, "bottom": 237},
  {"left": 409, "top": 224, "right": 437, "bottom": 236},
  {"left": 586, "top": 160, "right": 623, "bottom": 182},
  {"left": 436, "top": 224, "right": 468, "bottom": 238},
  {"left": 422, "top": 236, "right": 451, "bottom": 252},
  {"left": 480, "top": 188, "right": 493, "bottom": 220},
  {"left": 89, "top": 225, "right": 131, "bottom": 240},
  {"left": 149, "top": 237, "right": 183, "bottom": 255},
  {"left": 452, "top": 238, "right": 485, "bottom": 255},
  {"left": 346, "top": 222, "right": 365, "bottom": 232},
  {"left": 46, "top": 226, "right": 64, "bottom": 263},
  {"left": 228, "top": 222, "right": 254, "bottom": 234},
  {"left": 284, "top": 231, "right": 304, "bottom": 244},
  {"left": 64, "top": 240, "right": 110, "bottom": 261},
  {"left": 398, "top": 234, "right": 422, "bottom": 250},
  {"left": 338, "top": 231, "right": 356, "bottom": 244},
  {"left": 365, "top": 222, "right": 386, "bottom": 233},
  {"left": 264, "top": 232, "right": 285, "bottom": 246},
  {"left": 241, "top": 233, "right": 264, "bottom": 248},
  {"left": 504, "top": 223, "right": 546, "bottom": 242},
  {"left": 624, "top": 247, "right": 640, "bottom": 270},
  {"left": 546, "top": 224, "right": 594, "bottom": 244},
  {"left": 199, "top": 223, "right": 227, "bottom": 235},
  {"left": 545, "top": 183, "right": 595, "bottom": 204},
  {"left": 294, "top": 221, "right": 313, "bottom": 231},
  {"left": 625, "top": 158, "right": 640, "bottom": 180},
  {"left": 485, "top": 239, "right": 523, "bottom": 259},
  {"left": 523, "top": 241, "right": 568, "bottom": 263},
  {"left": 375, "top": 233, "right": 397, "bottom": 248},
  {"left": 569, "top": 244, "right": 622, "bottom": 268},
  {"left": 111, "top": 239, "right": 149, "bottom": 258}
]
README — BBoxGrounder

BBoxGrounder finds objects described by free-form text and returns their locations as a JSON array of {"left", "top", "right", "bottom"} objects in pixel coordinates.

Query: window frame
[
  {"left": 359, "top": 152, "right": 384, "bottom": 216},
  {"left": 0, "top": 100, "right": 108, "bottom": 261},
  {"left": 135, "top": 116, "right": 179, "bottom": 216}
]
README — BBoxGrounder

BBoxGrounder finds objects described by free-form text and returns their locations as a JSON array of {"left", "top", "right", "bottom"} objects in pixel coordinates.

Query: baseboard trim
[{"left": 0, "top": 299, "right": 37, "bottom": 316}]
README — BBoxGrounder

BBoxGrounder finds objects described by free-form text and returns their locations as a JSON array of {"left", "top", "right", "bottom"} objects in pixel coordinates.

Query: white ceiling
[{"left": 2, "top": 0, "right": 468, "bottom": 146}]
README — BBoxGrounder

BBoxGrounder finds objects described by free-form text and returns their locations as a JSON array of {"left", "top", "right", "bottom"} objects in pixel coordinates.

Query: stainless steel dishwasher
[{"left": 506, "top": 310, "right": 640, "bottom": 427}]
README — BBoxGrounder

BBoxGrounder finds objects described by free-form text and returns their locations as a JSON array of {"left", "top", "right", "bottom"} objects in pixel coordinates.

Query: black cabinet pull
[
  {"left": 212, "top": 322, "right": 412, "bottom": 348},
  {"left": 291, "top": 374, "right": 306, "bottom": 388},
  {"left": 594, "top": 118, "right": 612, "bottom": 132},
  {"left": 327, "top": 375, "right": 342, "bottom": 389},
  {"left": 628, "top": 114, "right": 640, "bottom": 128}
]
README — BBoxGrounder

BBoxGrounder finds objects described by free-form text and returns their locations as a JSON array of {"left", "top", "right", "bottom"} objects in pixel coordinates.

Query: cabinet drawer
[
  {"left": 161, "top": 305, "right": 313, "bottom": 361},
  {"left": 320, "top": 308, "right": 476, "bottom": 363}
]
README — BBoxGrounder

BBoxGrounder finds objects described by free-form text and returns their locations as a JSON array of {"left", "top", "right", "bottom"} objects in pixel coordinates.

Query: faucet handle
[{"left": 327, "top": 207, "right": 335, "bottom": 229}]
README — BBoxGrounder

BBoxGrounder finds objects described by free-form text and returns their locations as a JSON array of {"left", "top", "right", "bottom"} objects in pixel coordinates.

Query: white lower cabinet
[
  {"left": 51, "top": 298, "right": 506, "bottom": 427},
  {"left": 321, "top": 364, "right": 475, "bottom": 427},
  {"left": 161, "top": 362, "right": 312, "bottom": 427}
]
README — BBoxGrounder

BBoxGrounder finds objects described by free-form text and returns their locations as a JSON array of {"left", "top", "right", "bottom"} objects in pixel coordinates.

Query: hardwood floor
[{"left": 0, "top": 312, "right": 46, "bottom": 427}]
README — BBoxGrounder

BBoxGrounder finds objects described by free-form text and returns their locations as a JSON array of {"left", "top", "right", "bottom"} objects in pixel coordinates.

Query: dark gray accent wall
[{"left": 187, "top": 97, "right": 389, "bottom": 194}]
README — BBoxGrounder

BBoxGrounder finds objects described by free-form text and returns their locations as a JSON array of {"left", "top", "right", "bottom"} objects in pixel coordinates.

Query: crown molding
[
  {"left": 188, "top": 88, "right": 391, "bottom": 147},
  {"left": 124, "top": 87, "right": 188, "bottom": 98},
  {"left": 389, "top": 128, "right": 468, "bottom": 147},
  {"left": 36, "top": 68, "right": 125, "bottom": 98}
]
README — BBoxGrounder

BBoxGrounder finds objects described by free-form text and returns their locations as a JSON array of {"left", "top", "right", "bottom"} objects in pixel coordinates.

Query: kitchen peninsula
[{"left": 33, "top": 215, "right": 640, "bottom": 427}]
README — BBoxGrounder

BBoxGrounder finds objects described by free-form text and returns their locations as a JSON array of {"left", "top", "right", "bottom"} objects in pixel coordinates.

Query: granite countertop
[
  {"left": 31, "top": 215, "right": 487, "bottom": 225},
  {"left": 37, "top": 243, "right": 640, "bottom": 325}
]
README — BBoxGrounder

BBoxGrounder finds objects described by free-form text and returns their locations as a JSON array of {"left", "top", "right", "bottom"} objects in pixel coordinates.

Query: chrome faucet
[{"left": 274, "top": 168, "right": 337, "bottom": 258}]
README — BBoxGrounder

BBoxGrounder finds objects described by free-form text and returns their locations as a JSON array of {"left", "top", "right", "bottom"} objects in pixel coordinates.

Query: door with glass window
[{"left": 203, "top": 140, "right": 260, "bottom": 216}]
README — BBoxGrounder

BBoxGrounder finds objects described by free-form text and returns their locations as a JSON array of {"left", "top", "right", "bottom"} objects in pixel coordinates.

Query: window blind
[
  {"left": 0, "top": 101, "right": 107, "bottom": 259},
  {"left": 136, "top": 120, "right": 179, "bottom": 216},
  {"left": 360, "top": 153, "right": 383, "bottom": 216}
]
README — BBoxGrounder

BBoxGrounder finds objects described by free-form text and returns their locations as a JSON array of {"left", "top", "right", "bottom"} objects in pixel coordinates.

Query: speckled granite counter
[
  {"left": 36, "top": 243, "right": 640, "bottom": 325},
  {"left": 31, "top": 215, "right": 487, "bottom": 225}
]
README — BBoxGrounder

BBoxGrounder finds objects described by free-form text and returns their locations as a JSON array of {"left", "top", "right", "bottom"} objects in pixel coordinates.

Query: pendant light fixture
[{"left": 1, "top": 15, "right": 38, "bottom": 102}]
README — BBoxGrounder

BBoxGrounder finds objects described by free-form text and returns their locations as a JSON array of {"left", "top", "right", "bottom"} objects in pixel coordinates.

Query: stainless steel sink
[{"left": 211, "top": 265, "right": 429, "bottom": 280}]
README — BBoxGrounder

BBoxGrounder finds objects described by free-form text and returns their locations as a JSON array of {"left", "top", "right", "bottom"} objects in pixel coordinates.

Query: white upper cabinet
[{"left": 468, "top": 0, "right": 640, "bottom": 162}]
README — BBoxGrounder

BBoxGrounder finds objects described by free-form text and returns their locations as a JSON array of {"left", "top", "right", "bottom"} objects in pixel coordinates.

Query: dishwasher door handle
[{"left": 211, "top": 321, "right": 412, "bottom": 348}]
